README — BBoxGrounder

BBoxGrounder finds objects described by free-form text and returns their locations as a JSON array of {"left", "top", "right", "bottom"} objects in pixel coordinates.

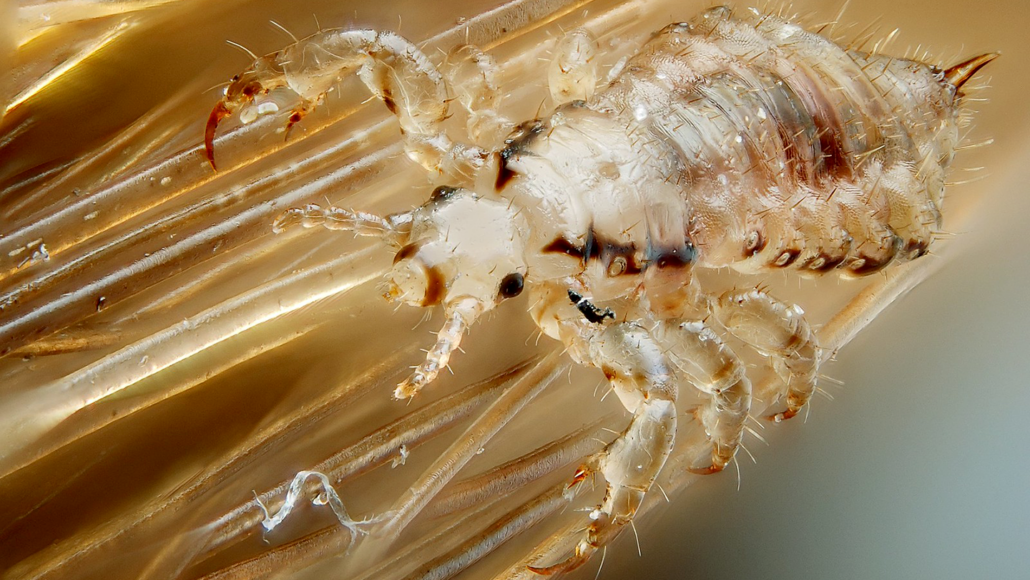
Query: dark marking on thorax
[{"left": 495, "top": 119, "right": 547, "bottom": 191}]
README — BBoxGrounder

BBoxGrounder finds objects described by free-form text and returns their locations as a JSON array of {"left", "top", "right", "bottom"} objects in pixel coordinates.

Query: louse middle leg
[
  {"left": 651, "top": 320, "right": 752, "bottom": 475},
  {"left": 527, "top": 281, "right": 751, "bottom": 569},
  {"left": 714, "top": 288, "right": 822, "bottom": 422},
  {"left": 549, "top": 29, "right": 599, "bottom": 105}
]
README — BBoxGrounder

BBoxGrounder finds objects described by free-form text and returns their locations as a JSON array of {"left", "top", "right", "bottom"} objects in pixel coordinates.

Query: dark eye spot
[
  {"left": 498, "top": 273, "right": 524, "bottom": 299},
  {"left": 430, "top": 185, "right": 458, "bottom": 202}
]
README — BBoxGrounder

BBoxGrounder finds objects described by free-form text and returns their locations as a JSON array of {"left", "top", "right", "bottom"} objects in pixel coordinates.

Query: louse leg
[
  {"left": 548, "top": 29, "right": 598, "bottom": 105},
  {"left": 641, "top": 263, "right": 707, "bottom": 320},
  {"left": 529, "top": 285, "right": 676, "bottom": 575},
  {"left": 206, "top": 30, "right": 488, "bottom": 177},
  {"left": 714, "top": 289, "right": 821, "bottom": 422},
  {"left": 270, "top": 202, "right": 412, "bottom": 245},
  {"left": 441, "top": 44, "right": 512, "bottom": 147},
  {"left": 651, "top": 320, "right": 752, "bottom": 474}
]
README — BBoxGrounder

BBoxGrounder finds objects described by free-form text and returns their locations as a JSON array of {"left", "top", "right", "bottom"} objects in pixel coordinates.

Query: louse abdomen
[{"left": 596, "top": 6, "right": 974, "bottom": 277}]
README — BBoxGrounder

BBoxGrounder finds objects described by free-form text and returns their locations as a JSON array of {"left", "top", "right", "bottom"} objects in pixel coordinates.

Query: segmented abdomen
[{"left": 596, "top": 6, "right": 961, "bottom": 276}]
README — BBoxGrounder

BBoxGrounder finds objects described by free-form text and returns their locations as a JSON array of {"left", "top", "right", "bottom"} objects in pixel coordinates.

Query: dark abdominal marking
[
  {"left": 545, "top": 227, "right": 697, "bottom": 276},
  {"left": 646, "top": 242, "right": 696, "bottom": 269}
]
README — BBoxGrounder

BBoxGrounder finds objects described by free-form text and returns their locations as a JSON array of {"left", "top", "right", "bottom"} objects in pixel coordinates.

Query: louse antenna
[
  {"left": 202, "top": 81, "right": 231, "bottom": 95},
  {"left": 225, "top": 39, "right": 258, "bottom": 60},
  {"left": 268, "top": 20, "right": 299, "bottom": 43}
]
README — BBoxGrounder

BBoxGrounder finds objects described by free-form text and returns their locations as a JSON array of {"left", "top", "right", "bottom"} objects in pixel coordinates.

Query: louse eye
[{"left": 498, "top": 272, "right": 524, "bottom": 299}]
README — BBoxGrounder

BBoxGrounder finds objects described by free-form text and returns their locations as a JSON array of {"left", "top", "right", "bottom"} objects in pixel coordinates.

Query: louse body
[{"left": 205, "top": 5, "right": 993, "bottom": 574}]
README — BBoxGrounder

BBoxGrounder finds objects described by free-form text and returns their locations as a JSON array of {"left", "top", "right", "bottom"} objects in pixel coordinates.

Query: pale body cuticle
[{"left": 206, "top": 4, "right": 992, "bottom": 574}]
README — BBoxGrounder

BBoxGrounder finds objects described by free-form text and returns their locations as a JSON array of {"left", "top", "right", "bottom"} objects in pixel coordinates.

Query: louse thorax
[
  {"left": 497, "top": 105, "right": 699, "bottom": 303},
  {"left": 384, "top": 187, "right": 529, "bottom": 312}
]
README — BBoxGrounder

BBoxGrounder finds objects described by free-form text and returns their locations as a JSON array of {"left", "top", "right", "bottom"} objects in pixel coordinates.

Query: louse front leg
[
  {"left": 528, "top": 284, "right": 676, "bottom": 574},
  {"left": 531, "top": 322, "right": 677, "bottom": 575},
  {"left": 714, "top": 289, "right": 821, "bottom": 422},
  {"left": 549, "top": 29, "right": 598, "bottom": 105},
  {"left": 206, "top": 30, "right": 487, "bottom": 178}
]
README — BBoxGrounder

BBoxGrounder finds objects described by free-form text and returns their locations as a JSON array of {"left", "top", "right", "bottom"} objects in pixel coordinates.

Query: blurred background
[{"left": 1, "top": 0, "right": 1028, "bottom": 579}]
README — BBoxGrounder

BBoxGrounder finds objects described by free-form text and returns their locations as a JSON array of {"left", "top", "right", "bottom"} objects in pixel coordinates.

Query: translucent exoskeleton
[{"left": 199, "top": 5, "right": 996, "bottom": 575}]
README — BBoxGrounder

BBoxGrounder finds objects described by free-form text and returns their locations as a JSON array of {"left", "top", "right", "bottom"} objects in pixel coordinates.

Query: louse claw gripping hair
[{"left": 204, "top": 100, "right": 232, "bottom": 170}]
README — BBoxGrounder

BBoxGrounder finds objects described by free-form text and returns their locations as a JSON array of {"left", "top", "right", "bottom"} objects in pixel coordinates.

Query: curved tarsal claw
[
  {"left": 567, "top": 465, "right": 590, "bottom": 489},
  {"left": 527, "top": 513, "right": 615, "bottom": 576},
  {"left": 284, "top": 107, "right": 308, "bottom": 141},
  {"left": 204, "top": 100, "right": 233, "bottom": 170},
  {"left": 526, "top": 549, "right": 592, "bottom": 576},
  {"left": 767, "top": 408, "right": 799, "bottom": 422},
  {"left": 687, "top": 463, "right": 725, "bottom": 476}
]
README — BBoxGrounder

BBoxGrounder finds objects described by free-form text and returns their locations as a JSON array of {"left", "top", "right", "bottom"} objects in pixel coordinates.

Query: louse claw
[
  {"left": 687, "top": 463, "right": 725, "bottom": 476},
  {"left": 527, "top": 553, "right": 592, "bottom": 575},
  {"left": 768, "top": 408, "right": 800, "bottom": 422},
  {"left": 526, "top": 507, "right": 623, "bottom": 576},
  {"left": 204, "top": 100, "right": 233, "bottom": 170}
]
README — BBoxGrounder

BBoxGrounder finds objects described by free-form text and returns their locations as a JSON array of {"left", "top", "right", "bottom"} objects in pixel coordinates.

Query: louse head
[{"left": 385, "top": 187, "right": 530, "bottom": 313}]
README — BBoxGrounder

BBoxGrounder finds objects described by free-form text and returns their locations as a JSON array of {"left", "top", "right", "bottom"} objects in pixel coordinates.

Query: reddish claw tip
[
  {"left": 527, "top": 555, "right": 590, "bottom": 576},
  {"left": 284, "top": 109, "right": 307, "bottom": 141},
  {"left": 766, "top": 408, "right": 799, "bottom": 422},
  {"left": 566, "top": 465, "right": 590, "bottom": 489},
  {"left": 687, "top": 464, "right": 724, "bottom": 476},
  {"left": 205, "top": 101, "right": 233, "bottom": 171}
]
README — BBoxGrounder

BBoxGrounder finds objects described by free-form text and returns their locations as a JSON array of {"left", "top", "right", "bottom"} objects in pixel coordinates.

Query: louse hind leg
[
  {"left": 548, "top": 29, "right": 598, "bottom": 105},
  {"left": 206, "top": 30, "right": 488, "bottom": 178},
  {"left": 714, "top": 289, "right": 821, "bottom": 422},
  {"left": 651, "top": 320, "right": 752, "bottom": 474},
  {"left": 528, "top": 285, "right": 676, "bottom": 574}
]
